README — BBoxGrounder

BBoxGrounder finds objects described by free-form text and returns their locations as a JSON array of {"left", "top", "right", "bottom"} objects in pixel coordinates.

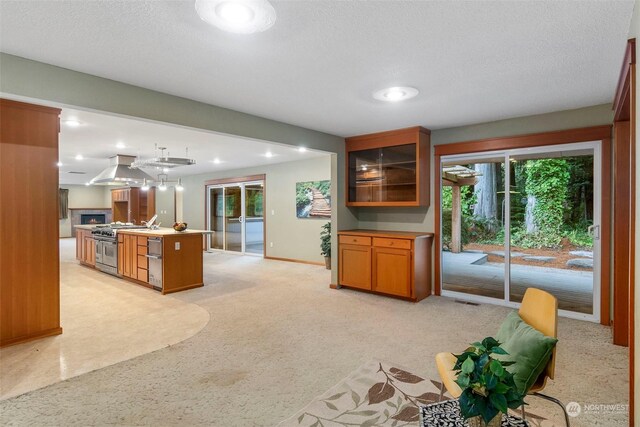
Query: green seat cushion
[
  {"left": 496, "top": 311, "right": 558, "bottom": 394},
  {"left": 496, "top": 311, "right": 522, "bottom": 344}
]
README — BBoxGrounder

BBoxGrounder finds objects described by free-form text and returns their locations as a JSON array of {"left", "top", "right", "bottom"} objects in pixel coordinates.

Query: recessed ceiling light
[
  {"left": 116, "top": 142, "right": 126, "bottom": 149},
  {"left": 213, "top": 158, "right": 221, "bottom": 164},
  {"left": 298, "top": 147, "right": 307, "bottom": 153},
  {"left": 195, "top": 0, "right": 276, "bottom": 34},
  {"left": 372, "top": 86, "right": 419, "bottom": 102},
  {"left": 75, "top": 154, "right": 84, "bottom": 161},
  {"left": 265, "top": 152, "right": 273, "bottom": 158},
  {"left": 84, "top": 182, "right": 90, "bottom": 186},
  {"left": 162, "top": 167, "right": 169, "bottom": 173},
  {"left": 64, "top": 119, "right": 81, "bottom": 127},
  {"left": 56, "top": 162, "right": 63, "bottom": 167}
]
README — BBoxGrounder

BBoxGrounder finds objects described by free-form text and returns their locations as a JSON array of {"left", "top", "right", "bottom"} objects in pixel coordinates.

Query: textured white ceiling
[
  {"left": 0, "top": 1, "right": 635, "bottom": 137},
  {"left": 57, "top": 108, "right": 327, "bottom": 185}
]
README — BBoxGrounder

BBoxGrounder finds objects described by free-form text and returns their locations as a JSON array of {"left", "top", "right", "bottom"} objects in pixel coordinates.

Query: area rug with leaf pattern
[{"left": 279, "top": 360, "right": 550, "bottom": 427}]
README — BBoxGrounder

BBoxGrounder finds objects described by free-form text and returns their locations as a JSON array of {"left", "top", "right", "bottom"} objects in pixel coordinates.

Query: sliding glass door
[
  {"left": 206, "top": 181, "right": 265, "bottom": 256},
  {"left": 440, "top": 142, "right": 601, "bottom": 322}
]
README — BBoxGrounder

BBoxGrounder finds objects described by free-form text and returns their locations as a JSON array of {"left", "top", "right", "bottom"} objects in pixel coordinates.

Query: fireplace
[{"left": 81, "top": 214, "right": 106, "bottom": 225}]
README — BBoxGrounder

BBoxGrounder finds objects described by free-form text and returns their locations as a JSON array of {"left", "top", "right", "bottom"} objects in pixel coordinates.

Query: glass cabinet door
[{"left": 348, "top": 143, "right": 417, "bottom": 203}]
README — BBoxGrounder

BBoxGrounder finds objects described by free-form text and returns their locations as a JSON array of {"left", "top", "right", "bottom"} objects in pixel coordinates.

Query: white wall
[
  {"left": 59, "top": 185, "right": 111, "bottom": 237},
  {"left": 155, "top": 187, "right": 176, "bottom": 228},
  {"left": 169, "top": 156, "right": 331, "bottom": 263}
]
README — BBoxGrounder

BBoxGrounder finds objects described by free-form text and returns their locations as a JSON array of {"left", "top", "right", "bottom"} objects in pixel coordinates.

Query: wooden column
[
  {"left": 0, "top": 99, "right": 62, "bottom": 347},
  {"left": 451, "top": 185, "right": 462, "bottom": 253}
]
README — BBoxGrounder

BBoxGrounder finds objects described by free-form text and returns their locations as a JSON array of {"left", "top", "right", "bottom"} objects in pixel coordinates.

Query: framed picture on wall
[{"left": 296, "top": 180, "right": 331, "bottom": 218}]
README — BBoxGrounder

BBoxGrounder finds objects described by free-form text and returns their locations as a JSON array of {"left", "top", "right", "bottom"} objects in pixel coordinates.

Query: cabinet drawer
[
  {"left": 137, "top": 255, "right": 148, "bottom": 270},
  {"left": 137, "top": 245, "right": 148, "bottom": 255},
  {"left": 339, "top": 235, "right": 372, "bottom": 246},
  {"left": 373, "top": 238, "right": 411, "bottom": 250},
  {"left": 137, "top": 268, "right": 148, "bottom": 283},
  {"left": 137, "top": 236, "right": 148, "bottom": 247}
]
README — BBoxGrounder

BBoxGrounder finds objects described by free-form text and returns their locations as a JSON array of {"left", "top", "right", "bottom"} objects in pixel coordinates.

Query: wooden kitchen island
[
  {"left": 117, "top": 229, "right": 205, "bottom": 294},
  {"left": 75, "top": 226, "right": 207, "bottom": 294}
]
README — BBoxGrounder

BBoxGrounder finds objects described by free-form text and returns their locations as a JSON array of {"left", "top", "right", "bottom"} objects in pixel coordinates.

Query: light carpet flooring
[{"left": 0, "top": 241, "right": 628, "bottom": 426}]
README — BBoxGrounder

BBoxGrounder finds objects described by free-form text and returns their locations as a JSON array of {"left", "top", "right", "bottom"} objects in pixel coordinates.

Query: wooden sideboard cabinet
[
  {"left": 338, "top": 230, "right": 433, "bottom": 301},
  {"left": 345, "top": 127, "right": 430, "bottom": 207}
]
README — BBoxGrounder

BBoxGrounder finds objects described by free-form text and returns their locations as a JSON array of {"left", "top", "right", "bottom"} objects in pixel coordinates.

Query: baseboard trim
[
  {"left": 264, "top": 256, "right": 325, "bottom": 267},
  {"left": 1, "top": 327, "right": 63, "bottom": 348}
]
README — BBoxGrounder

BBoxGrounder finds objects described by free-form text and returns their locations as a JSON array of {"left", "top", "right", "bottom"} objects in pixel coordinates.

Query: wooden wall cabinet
[
  {"left": 111, "top": 187, "right": 155, "bottom": 224},
  {"left": 337, "top": 230, "right": 433, "bottom": 301},
  {"left": 345, "top": 127, "right": 430, "bottom": 207},
  {"left": 75, "top": 229, "right": 96, "bottom": 267},
  {"left": 1, "top": 99, "right": 62, "bottom": 347}
]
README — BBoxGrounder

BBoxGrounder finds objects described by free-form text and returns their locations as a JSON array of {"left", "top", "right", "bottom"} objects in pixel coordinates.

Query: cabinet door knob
[{"left": 390, "top": 241, "right": 394, "bottom": 245}]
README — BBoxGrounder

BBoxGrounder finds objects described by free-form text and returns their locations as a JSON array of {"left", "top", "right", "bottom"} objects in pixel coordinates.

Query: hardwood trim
[
  {"left": 0, "top": 327, "right": 63, "bottom": 348},
  {"left": 0, "top": 98, "right": 61, "bottom": 115},
  {"left": 629, "top": 61, "right": 636, "bottom": 427},
  {"left": 333, "top": 284, "right": 418, "bottom": 302},
  {"left": 433, "top": 127, "right": 612, "bottom": 325},
  {"left": 162, "top": 283, "right": 204, "bottom": 295},
  {"left": 204, "top": 174, "right": 266, "bottom": 186},
  {"left": 329, "top": 283, "right": 340, "bottom": 289},
  {"left": 68, "top": 208, "right": 112, "bottom": 211},
  {"left": 264, "top": 256, "right": 325, "bottom": 266},
  {"left": 433, "top": 125, "right": 612, "bottom": 156},
  {"left": 613, "top": 39, "right": 635, "bottom": 121}
]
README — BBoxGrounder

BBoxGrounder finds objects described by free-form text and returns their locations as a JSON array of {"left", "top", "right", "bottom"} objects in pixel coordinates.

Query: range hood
[{"left": 90, "top": 155, "right": 154, "bottom": 185}]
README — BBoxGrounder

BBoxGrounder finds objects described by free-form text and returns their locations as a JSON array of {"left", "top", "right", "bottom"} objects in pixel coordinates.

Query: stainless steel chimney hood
[{"left": 90, "top": 155, "right": 154, "bottom": 185}]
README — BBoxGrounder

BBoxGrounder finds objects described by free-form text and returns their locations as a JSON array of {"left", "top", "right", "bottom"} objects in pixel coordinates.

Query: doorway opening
[
  {"left": 439, "top": 142, "right": 602, "bottom": 322},
  {"left": 206, "top": 175, "right": 265, "bottom": 256}
]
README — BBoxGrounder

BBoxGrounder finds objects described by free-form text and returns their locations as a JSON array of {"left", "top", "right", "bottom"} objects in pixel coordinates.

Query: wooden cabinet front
[
  {"left": 337, "top": 230, "right": 433, "bottom": 302},
  {"left": 339, "top": 244, "right": 372, "bottom": 290},
  {"left": 372, "top": 247, "right": 411, "bottom": 297}
]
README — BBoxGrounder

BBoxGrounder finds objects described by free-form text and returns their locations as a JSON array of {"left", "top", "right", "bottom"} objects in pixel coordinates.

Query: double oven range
[{"left": 92, "top": 225, "right": 146, "bottom": 276}]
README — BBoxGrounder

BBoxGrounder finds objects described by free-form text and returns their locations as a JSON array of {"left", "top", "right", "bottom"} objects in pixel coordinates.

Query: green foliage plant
[
  {"left": 320, "top": 222, "right": 331, "bottom": 258},
  {"left": 524, "top": 159, "right": 570, "bottom": 248},
  {"left": 454, "top": 337, "right": 526, "bottom": 424}
]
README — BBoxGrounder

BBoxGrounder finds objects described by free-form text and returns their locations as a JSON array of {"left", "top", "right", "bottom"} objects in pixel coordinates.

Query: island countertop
[{"left": 117, "top": 228, "right": 212, "bottom": 237}]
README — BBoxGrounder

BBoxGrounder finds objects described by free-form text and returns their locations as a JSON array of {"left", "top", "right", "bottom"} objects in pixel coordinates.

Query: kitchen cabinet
[
  {"left": 345, "top": 127, "right": 430, "bottom": 207},
  {"left": 118, "top": 233, "right": 148, "bottom": 282},
  {"left": 111, "top": 187, "right": 155, "bottom": 224},
  {"left": 337, "top": 230, "right": 433, "bottom": 301},
  {"left": 75, "top": 228, "right": 96, "bottom": 267}
]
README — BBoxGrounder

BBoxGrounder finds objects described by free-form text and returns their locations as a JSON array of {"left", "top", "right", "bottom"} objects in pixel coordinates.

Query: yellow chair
[{"left": 435, "top": 288, "right": 570, "bottom": 426}]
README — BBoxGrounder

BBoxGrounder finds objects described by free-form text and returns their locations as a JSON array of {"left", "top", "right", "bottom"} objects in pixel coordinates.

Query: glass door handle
[
  {"left": 239, "top": 216, "right": 244, "bottom": 223},
  {"left": 588, "top": 225, "right": 600, "bottom": 240}
]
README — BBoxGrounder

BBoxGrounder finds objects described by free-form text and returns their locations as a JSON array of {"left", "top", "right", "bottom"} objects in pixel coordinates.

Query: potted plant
[
  {"left": 453, "top": 337, "right": 525, "bottom": 427},
  {"left": 320, "top": 222, "right": 331, "bottom": 270}
]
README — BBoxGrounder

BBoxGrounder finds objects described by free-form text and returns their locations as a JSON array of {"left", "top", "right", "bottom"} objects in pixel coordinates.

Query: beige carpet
[{"left": 0, "top": 246, "right": 628, "bottom": 426}]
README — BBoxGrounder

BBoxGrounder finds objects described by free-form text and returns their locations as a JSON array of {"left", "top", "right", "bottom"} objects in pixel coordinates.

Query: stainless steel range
[{"left": 92, "top": 225, "right": 146, "bottom": 276}]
